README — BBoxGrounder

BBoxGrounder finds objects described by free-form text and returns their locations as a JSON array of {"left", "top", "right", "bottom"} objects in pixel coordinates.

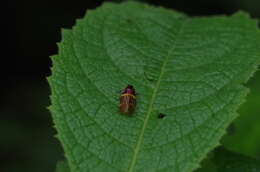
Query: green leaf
[
  {"left": 48, "top": 2, "right": 260, "bottom": 172},
  {"left": 213, "top": 148, "right": 260, "bottom": 172},
  {"left": 56, "top": 160, "right": 70, "bottom": 172}
]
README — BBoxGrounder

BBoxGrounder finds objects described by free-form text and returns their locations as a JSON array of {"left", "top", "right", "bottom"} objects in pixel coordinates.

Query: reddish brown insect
[{"left": 119, "top": 85, "right": 136, "bottom": 115}]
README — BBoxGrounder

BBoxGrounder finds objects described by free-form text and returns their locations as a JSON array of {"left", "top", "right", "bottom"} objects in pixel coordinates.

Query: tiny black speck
[{"left": 158, "top": 113, "right": 166, "bottom": 119}]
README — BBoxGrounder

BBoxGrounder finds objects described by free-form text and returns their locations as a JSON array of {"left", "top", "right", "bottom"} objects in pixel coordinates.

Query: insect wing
[{"left": 120, "top": 95, "right": 136, "bottom": 115}]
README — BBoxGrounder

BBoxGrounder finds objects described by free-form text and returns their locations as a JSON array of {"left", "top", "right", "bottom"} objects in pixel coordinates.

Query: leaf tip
[{"left": 232, "top": 10, "right": 250, "bottom": 18}]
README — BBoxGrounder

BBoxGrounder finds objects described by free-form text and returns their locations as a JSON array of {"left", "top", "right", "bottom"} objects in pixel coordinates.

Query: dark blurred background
[{"left": 3, "top": 0, "right": 260, "bottom": 172}]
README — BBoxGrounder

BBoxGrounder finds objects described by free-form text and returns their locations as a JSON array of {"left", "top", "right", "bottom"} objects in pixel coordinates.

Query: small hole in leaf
[{"left": 158, "top": 113, "right": 166, "bottom": 119}]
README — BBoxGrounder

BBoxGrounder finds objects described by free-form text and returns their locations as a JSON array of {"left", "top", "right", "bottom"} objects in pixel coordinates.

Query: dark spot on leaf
[
  {"left": 158, "top": 113, "right": 166, "bottom": 119},
  {"left": 126, "top": 18, "right": 133, "bottom": 23}
]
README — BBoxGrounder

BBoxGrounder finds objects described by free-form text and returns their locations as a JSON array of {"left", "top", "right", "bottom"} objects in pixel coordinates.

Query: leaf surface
[{"left": 49, "top": 2, "right": 260, "bottom": 172}]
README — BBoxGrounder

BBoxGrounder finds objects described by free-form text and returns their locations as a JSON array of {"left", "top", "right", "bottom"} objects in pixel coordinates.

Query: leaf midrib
[{"left": 128, "top": 19, "right": 188, "bottom": 172}]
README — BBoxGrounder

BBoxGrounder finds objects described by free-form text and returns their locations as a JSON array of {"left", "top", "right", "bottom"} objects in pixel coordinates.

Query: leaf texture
[{"left": 48, "top": 2, "right": 260, "bottom": 172}]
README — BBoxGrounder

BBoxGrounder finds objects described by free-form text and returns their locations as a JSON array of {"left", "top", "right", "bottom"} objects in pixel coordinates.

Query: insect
[
  {"left": 158, "top": 113, "right": 166, "bottom": 119},
  {"left": 119, "top": 85, "right": 136, "bottom": 115}
]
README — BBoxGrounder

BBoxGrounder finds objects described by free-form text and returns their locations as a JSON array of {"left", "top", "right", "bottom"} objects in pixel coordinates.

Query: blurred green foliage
[
  {"left": 222, "top": 70, "right": 260, "bottom": 158},
  {"left": 56, "top": 161, "right": 70, "bottom": 172},
  {"left": 0, "top": 82, "right": 63, "bottom": 172}
]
